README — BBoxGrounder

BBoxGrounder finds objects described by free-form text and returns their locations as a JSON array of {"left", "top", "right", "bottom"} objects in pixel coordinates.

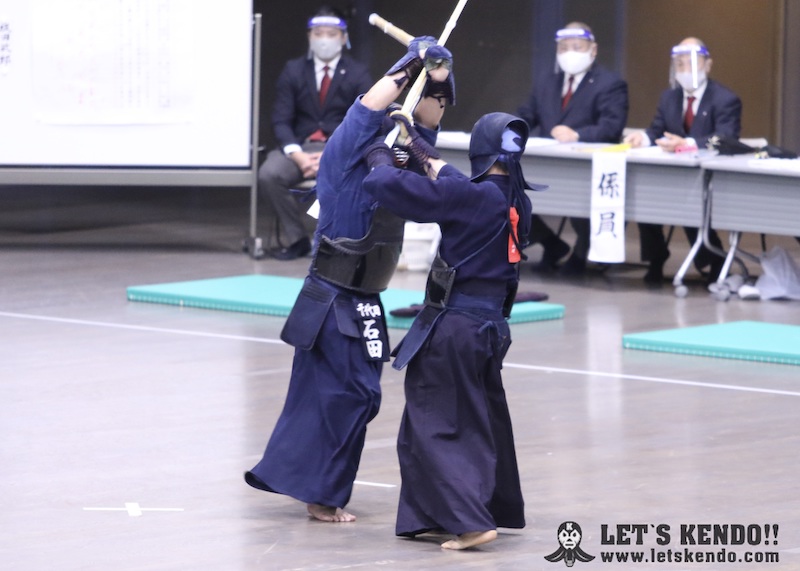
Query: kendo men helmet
[
  {"left": 469, "top": 112, "right": 528, "bottom": 180},
  {"left": 468, "top": 112, "right": 547, "bottom": 258},
  {"left": 469, "top": 112, "right": 545, "bottom": 191}
]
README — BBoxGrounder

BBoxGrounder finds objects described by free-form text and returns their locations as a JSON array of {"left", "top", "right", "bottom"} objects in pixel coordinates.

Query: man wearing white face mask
[
  {"left": 519, "top": 22, "right": 628, "bottom": 275},
  {"left": 258, "top": 6, "right": 372, "bottom": 260},
  {"left": 625, "top": 37, "right": 741, "bottom": 284}
]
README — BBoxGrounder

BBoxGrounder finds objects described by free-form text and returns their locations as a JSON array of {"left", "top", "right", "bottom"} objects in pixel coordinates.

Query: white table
[
  {"left": 700, "top": 155, "right": 800, "bottom": 298},
  {"left": 435, "top": 133, "right": 711, "bottom": 295},
  {"left": 703, "top": 156, "right": 800, "bottom": 236}
]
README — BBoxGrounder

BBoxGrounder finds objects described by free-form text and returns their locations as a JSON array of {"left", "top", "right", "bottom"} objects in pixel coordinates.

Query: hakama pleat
[
  {"left": 395, "top": 311, "right": 524, "bottom": 536},
  {"left": 246, "top": 308, "right": 381, "bottom": 508}
]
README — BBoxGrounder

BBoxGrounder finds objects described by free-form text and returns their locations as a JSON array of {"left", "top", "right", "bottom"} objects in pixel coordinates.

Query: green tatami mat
[
  {"left": 622, "top": 320, "right": 800, "bottom": 365},
  {"left": 127, "top": 275, "right": 564, "bottom": 330}
]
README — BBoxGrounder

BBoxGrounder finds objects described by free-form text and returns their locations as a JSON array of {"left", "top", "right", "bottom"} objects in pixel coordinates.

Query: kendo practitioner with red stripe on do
[
  {"left": 362, "top": 112, "right": 542, "bottom": 549},
  {"left": 245, "top": 36, "right": 455, "bottom": 523}
]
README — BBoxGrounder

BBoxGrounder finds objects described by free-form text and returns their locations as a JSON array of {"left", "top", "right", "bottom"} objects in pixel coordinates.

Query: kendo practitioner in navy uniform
[
  {"left": 362, "top": 112, "right": 540, "bottom": 549},
  {"left": 245, "top": 37, "right": 455, "bottom": 523}
]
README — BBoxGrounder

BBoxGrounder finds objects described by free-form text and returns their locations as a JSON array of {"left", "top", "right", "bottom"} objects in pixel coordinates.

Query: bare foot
[
  {"left": 441, "top": 530, "right": 497, "bottom": 550},
  {"left": 306, "top": 503, "right": 356, "bottom": 522}
]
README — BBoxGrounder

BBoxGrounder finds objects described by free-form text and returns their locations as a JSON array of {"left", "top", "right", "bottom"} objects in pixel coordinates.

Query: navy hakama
[
  {"left": 394, "top": 304, "right": 525, "bottom": 536},
  {"left": 362, "top": 118, "right": 534, "bottom": 538},
  {"left": 245, "top": 277, "right": 383, "bottom": 508}
]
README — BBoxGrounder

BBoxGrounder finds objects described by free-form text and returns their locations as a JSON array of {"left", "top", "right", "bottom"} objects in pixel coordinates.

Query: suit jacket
[
  {"left": 645, "top": 79, "right": 742, "bottom": 148},
  {"left": 271, "top": 54, "right": 372, "bottom": 148},
  {"left": 518, "top": 64, "right": 629, "bottom": 143}
]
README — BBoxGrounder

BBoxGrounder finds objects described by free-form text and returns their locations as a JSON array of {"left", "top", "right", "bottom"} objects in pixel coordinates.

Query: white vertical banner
[{"left": 588, "top": 151, "right": 627, "bottom": 263}]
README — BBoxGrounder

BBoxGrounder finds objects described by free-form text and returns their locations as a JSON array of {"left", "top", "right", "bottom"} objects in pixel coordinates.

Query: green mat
[
  {"left": 623, "top": 320, "right": 800, "bottom": 366},
  {"left": 127, "top": 274, "right": 565, "bottom": 330}
]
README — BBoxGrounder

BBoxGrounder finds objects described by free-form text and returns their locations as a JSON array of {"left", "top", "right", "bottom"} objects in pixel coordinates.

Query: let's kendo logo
[
  {"left": 545, "top": 522, "right": 595, "bottom": 567},
  {"left": 544, "top": 521, "right": 781, "bottom": 566}
]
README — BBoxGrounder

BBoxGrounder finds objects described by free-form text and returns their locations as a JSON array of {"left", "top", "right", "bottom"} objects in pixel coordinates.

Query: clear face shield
[
  {"left": 669, "top": 44, "right": 710, "bottom": 92},
  {"left": 553, "top": 28, "right": 596, "bottom": 74},
  {"left": 307, "top": 15, "right": 350, "bottom": 60}
]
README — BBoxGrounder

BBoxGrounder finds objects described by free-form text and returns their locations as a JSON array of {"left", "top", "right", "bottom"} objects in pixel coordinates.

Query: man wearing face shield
[
  {"left": 625, "top": 38, "right": 741, "bottom": 284},
  {"left": 518, "top": 22, "right": 629, "bottom": 275},
  {"left": 257, "top": 6, "right": 372, "bottom": 260}
]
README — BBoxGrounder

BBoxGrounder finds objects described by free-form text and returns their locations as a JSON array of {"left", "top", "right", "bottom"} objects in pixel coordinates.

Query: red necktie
[
  {"left": 308, "top": 66, "right": 332, "bottom": 142},
  {"left": 319, "top": 65, "right": 331, "bottom": 105},
  {"left": 561, "top": 75, "right": 574, "bottom": 110},
  {"left": 683, "top": 95, "right": 696, "bottom": 133}
]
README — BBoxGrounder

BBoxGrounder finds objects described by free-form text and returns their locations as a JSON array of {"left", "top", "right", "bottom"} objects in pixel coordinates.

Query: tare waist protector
[{"left": 312, "top": 207, "right": 406, "bottom": 294}]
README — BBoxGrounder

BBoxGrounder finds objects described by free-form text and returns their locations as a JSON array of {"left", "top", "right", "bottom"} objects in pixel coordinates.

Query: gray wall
[
  {"left": 624, "top": 0, "right": 783, "bottom": 143},
  {"left": 781, "top": 0, "right": 800, "bottom": 152}
]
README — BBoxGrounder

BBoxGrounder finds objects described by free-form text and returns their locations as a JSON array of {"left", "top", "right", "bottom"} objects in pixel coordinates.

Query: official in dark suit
[
  {"left": 258, "top": 7, "right": 372, "bottom": 260},
  {"left": 519, "top": 22, "right": 629, "bottom": 275},
  {"left": 626, "top": 37, "right": 742, "bottom": 283}
]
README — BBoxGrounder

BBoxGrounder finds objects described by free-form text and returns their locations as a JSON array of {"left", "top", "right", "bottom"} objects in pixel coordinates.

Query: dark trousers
[
  {"left": 638, "top": 223, "right": 670, "bottom": 263},
  {"left": 638, "top": 222, "right": 724, "bottom": 270},
  {"left": 257, "top": 141, "right": 324, "bottom": 247},
  {"left": 529, "top": 215, "right": 589, "bottom": 260}
]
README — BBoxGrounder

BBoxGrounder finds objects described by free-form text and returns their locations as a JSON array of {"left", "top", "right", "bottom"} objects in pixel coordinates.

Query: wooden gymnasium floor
[{"left": 2, "top": 186, "right": 799, "bottom": 570}]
